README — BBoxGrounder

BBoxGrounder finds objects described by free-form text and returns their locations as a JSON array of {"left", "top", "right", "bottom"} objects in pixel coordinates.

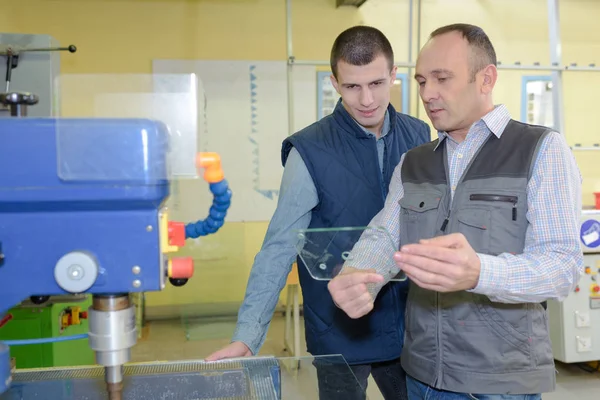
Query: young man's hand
[
  {"left": 205, "top": 341, "right": 252, "bottom": 362},
  {"left": 327, "top": 267, "right": 385, "bottom": 319}
]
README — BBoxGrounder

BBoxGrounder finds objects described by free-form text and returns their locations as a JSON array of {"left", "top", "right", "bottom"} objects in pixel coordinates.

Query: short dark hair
[
  {"left": 429, "top": 23, "right": 497, "bottom": 81},
  {"left": 330, "top": 26, "right": 394, "bottom": 79}
]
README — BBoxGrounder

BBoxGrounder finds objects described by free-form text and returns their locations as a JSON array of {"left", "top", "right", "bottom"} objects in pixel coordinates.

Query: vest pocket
[
  {"left": 456, "top": 208, "right": 491, "bottom": 254},
  {"left": 469, "top": 194, "right": 518, "bottom": 220},
  {"left": 399, "top": 192, "right": 442, "bottom": 243},
  {"left": 468, "top": 192, "right": 526, "bottom": 255},
  {"left": 470, "top": 295, "right": 532, "bottom": 369}
]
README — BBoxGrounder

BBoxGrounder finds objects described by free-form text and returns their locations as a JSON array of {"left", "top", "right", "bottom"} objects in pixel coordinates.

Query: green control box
[{"left": 0, "top": 296, "right": 95, "bottom": 369}]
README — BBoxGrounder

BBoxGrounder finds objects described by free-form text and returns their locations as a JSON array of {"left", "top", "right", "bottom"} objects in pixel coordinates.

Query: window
[{"left": 521, "top": 76, "right": 554, "bottom": 127}]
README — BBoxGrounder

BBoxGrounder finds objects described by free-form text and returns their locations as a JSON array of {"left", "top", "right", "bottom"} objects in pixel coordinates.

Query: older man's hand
[
  {"left": 393, "top": 233, "right": 481, "bottom": 292},
  {"left": 327, "top": 267, "right": 385, "bottom": 319}
]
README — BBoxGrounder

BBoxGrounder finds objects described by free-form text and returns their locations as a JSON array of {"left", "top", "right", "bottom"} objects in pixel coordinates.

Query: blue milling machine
[
  {"left": 0, "top": 114, "right": 233, "bottom": 398},
  {"left": 0, "top": 35, "right": 298, "bottom": 400}
]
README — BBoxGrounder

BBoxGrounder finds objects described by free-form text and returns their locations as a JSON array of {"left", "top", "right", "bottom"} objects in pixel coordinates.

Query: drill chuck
[{"left": 88, "top": 294, "right": 137, "bottom": 397}]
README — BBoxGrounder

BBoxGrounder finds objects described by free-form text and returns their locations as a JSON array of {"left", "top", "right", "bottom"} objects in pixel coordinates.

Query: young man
[
  {"left": 206, "top": 26, "right": 430, "bottom": 399},
  {"left": 328, "top": 24, "right": 583, "bottom": 399}
]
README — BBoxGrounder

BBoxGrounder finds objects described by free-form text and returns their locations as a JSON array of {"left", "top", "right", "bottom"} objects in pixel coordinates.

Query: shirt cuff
[
  {"left": 468, "top": 253, "right": 504, "bottom": 297},
  {"left": 231, "top": 323, "right": 264, "bottom": 356}
]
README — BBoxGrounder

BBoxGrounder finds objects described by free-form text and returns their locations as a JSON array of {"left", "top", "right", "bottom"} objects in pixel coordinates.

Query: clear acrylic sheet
[
  {"left": 0, "top": 355, "right": 367, "bottom": 400},
  {"left": 295, "top": 226, "right": 406, "bottom": 281},
  {"left": 54, "top": 73, "right": 202, "bottom": 182}
]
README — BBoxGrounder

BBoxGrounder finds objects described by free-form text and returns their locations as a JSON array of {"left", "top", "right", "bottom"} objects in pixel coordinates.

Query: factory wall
[{"left": 1, "top": 0, "right": 598, "bottom": 317}]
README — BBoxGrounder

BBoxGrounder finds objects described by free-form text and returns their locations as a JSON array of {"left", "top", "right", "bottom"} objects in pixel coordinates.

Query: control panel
[{"left": 549, "top": 210, "right": 600, "bottom": 363}]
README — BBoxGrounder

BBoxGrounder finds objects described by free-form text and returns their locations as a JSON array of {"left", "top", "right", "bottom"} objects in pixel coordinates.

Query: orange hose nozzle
[{"left": 196, "top": 152, "right": 224, "bottom": 183}]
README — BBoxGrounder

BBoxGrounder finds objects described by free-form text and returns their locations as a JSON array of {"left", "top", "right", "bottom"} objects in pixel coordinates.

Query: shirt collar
[{"left": 433, "top": 104, "right": 511, "bottom": 150}]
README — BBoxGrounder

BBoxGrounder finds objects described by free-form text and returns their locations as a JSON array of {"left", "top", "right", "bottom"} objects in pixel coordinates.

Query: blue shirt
[{"left": 232, "top": 111, "right": 391, "bottom": 355}]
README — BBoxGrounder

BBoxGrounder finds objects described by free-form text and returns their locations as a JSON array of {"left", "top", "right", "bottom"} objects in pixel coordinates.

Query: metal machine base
[{"left": 0, "top": 344, "right": 9, "bottom": 394}]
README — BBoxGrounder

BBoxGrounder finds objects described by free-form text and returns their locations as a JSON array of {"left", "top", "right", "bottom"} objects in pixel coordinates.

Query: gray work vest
[{"left": 399, "top": 120, "right": 554, "bottom": 394}]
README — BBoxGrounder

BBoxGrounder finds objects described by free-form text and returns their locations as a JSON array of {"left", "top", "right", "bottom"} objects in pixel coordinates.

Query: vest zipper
[
  {"left": 440, "top": 211, "right": 451, "bottom": 232},
  {"left": 435, "top": 292, "right": 443, "bottom": 386},
  {"left": 469, "top": 194, "right": 518, "bottom": 221},
  {"left": 374, "top": 137, "right": 386, "bottom": 199}
]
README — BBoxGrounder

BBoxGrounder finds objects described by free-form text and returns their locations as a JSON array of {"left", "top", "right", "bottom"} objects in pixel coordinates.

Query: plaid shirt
[{"left": 350, "top": 104, "right": 584, "bottom": 303}]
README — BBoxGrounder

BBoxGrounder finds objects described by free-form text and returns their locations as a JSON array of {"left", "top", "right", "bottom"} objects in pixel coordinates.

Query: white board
[{"left": 152, "top": 60, "right": 319, "bottom": 223}]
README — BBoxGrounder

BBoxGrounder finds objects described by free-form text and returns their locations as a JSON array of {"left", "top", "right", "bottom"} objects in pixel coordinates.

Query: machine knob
[
  {"left": 54, "top": 251, "right": 99, "bottom": 293},
  {"left": 29, "top": 295, "right": 50, "bottom": 305},
  {"left": 169, "top": 278, "right": 188, "bottom": 287},
  {"left": 168, "top": 257, "right": 194, "bottom": 280},
  {"left": 0, "top": 92, "right": 39, "bottom": 117}
]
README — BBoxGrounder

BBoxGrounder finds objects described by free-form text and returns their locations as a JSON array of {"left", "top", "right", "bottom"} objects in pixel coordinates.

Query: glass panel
[
  {"left": 55, "top": 73, "right": 201, "bottom": 182},
  {"left": 295, "top": 226, "right": 405, "bottom": 281},
  {"left": 0, "top": 355, "right": 366, "bottom": 400},
  {"left": 182, "top": 313, "right": 238, "bottom": 342}
]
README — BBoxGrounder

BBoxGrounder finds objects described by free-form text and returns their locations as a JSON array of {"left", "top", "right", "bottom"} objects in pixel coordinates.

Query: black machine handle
[
  {"left": 10, "top": 45, "right": 77, "bottom": 54},
  {"left": 1, "top": 44, "right": 77, "bottom": 92}
]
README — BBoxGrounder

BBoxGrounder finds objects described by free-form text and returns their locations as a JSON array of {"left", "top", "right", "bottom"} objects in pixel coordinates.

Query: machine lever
[
  {"left": 1, "top": 44, "right": 76, "bottom": 92},
  {"left": 0, "top": 45, "right": 77, "bottom": 56},
  {"left": 4, "top": 53, "right": 17, "bottom": 92}
]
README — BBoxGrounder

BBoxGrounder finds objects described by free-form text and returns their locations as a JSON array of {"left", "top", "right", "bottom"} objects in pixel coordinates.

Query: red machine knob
[
  {"left": 169, "top": 257, "right": 194, "bottom": 279},
  {"left": 168, "top": 221, "right": 186, "bottom": 247},
  {"left": 594, "top": 286, "right": 600, "bottom": 293}
]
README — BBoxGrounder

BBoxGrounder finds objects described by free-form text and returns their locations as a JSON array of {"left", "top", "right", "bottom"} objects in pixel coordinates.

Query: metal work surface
[{"left": 1, "top": 357, "right": 282, "bottom": 400}]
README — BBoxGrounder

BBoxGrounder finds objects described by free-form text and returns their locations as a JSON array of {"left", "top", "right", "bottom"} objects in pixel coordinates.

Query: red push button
[
  {"left": 170, "top": 257, "right": 194, "bottom": 279},
  {"left": 168, "top": 221, "right": 186, "bottom": 247},
  {"left": 594, "top": 286, "right": 600, "bottom": 293}
]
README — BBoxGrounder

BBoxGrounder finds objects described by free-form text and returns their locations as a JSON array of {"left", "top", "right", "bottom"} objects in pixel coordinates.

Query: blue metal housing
[{"left": 0, "top": 118, "right": 171, "bottom": 317}]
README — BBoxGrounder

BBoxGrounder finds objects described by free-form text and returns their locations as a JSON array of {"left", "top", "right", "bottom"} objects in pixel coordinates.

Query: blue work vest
[{"left": 281, "top": 100, "right": 430, "bottom": 364}]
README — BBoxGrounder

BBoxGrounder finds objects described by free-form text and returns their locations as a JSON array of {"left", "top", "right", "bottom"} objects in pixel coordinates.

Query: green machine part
[{"left": 0, "top": 296, "right": 95, "bottom": 369}]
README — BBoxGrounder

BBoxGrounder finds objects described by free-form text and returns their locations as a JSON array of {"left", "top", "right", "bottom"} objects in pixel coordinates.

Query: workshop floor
[{"left": 131, "top": 315, "right": 600, "bottom": 399}]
